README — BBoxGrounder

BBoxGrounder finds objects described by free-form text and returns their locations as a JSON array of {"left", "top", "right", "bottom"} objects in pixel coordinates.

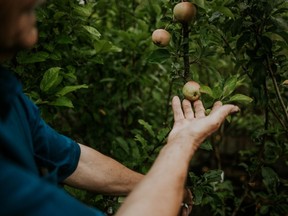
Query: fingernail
[{"left": 232, "top": 106, "right": 240, "bottom": 113}]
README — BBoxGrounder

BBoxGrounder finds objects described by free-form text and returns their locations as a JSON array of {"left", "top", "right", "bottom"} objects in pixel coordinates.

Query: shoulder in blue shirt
[{"left": 0, "top": 66, "right": 104, "bottom": 216}]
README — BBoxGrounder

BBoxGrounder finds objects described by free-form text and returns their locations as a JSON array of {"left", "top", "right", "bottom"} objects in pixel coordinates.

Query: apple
[
  {"left": 152, "top": 29, "right": 171, "bottom": 47},
  {"left": 173, "top": 2, "right": 197, "bottom": 23},
  {"left": 182, "top": 81, "right": 201, "bottom": 101}
]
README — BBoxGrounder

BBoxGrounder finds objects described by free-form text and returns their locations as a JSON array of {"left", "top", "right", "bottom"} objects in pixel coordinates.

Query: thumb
[{"left": 209, "top": 104, "right": 240, "bottom": 126}]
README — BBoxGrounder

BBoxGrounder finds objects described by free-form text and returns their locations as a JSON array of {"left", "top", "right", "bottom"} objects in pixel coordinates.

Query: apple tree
[{"left": 6, "top": 0, "right": 288, "bottom": 215}]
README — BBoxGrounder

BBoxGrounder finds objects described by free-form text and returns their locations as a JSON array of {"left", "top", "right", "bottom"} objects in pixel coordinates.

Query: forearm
[
  {"left": 116, "top": 139, "right": 195, "bottom": 216},
  {"left": 64, "top": 144, "right": 143, "bottom": 195}
]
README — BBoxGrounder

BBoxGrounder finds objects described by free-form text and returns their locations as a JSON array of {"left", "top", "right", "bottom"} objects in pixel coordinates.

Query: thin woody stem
[
  {"left": 266, "top": 56, "right": 288, "bottom": 124},
  {"left": 182, "top": 22, "right": 190, "bottom": 82}
]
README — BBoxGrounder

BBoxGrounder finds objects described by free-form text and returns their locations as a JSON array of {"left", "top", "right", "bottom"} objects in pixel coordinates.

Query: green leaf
[
  {"left": 138, "top": 119, "right": 155, "bottom": 137},
  {"left": 193, "top": 187, "right": 204, "bottom": 205},
  {"left": 261, "top": 167, "right": 279, "bottom": 194},
  {"left": 200, "top": 85, "right": 214, "bottom": 98},
  {"left": 56, "top": 35, "right": 73, "bottom": 45},
  {"left": 40, "top": 67, "right": 62, "bottom": 92},
  {"left": 83, "top": 25, "right": 101, "bottom": 40},
  {"left": 56, "top": 85, "right": 88, "bottom": 97},
  {"left": 94, "top": 40, "right": 122, "bottom": 54},
  {"left": 222, "top": 76, "right": 238, "bottom": 98},
  {"left": 264, "top": 141, "right": 281, "bottom": 163},
  {"left": 131, "top": 142, "right": 141, "bottom": 160},
  {"left": 200, "top": 141, "right": 213, "bottom": 151},
  {"left": 134, "top": 134, "right": 148, "bottom": 147},
  {"left": 212, "top": 86, "right": 223, "bottom": 99},
  {"left": 100, "top": 78, "right": 116, "bottom": 83},
  {"left": 147, "top": 49, "right": 171, "bottom": 63},
  {"left": 73, "top": 5, "right": 93, "bottom": 17},
  {"left": 272, "top": 31, "right": 288, "bottom": 45},
  {"left": 203, "top": 170, "right": 223, "bottom": 183},
  {"left": 17, "top": 51, "right": 49, "bottom": 64},
  {"left": 237, "top": 32, "right": 251, "bottom": 50},
  {"left": 188, "top": 172, "right": 200, "bottom": 184},
  {"left": 231, "top": 18, "right": 243, "bottom": 36},
  {"left": 147, "top": 2, "right": 159, "bottom": 15},
  {"left": 116, "top": 137, "right": 130, "bottom": 154},
  {"left": 156, "top": 128, "right": 170, "bottom": 142},
  {"left": 49, "top": 97, "right": 74, "bottom": 108},
  {"left": 49, "top": 51, "right": 62, "bottom": 61},
  {"left": 216, "top": 6, "right": 235, "bottom": 19},
  {"left": 192, "top": 0, "right": 205, "bottom": 9},
  {"left": 228, "top": 94, "right": 253, "bottom": 104},
  {"left": 53, "top": 11, "right": 66, "bottom": 20}
]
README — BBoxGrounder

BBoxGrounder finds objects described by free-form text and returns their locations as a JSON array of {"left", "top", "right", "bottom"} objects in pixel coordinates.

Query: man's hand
[
  {"left": 178, "top": 188, "right": 193, "bottom": 216},
  {"left": 171, "top": 96, "right": 239, "bottom": 215},
  {"left": 115, "top": 96, "right": 239, "bottom": 216},
  {"left": 168, "top": 96, "right": 239, "bottom": 156}
]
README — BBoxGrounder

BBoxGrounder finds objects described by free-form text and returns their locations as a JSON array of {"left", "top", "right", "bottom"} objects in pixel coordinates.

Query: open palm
[{"left": 168, "top": 96, "right": 239, "bottom": 155}]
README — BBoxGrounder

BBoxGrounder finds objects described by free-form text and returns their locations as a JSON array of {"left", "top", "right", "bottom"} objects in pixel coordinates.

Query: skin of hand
[
  {"left": 178, "top": 188, "right": 193, "bottom": 216},
  {"left": 168, "top": 97, "right": 240, "bottom": 157},
  {"left": 115, "top": 96, "right": 239, "bottom": 216},
  {"left": 64, "top": 143, "right": 144, "bottom": 196}
]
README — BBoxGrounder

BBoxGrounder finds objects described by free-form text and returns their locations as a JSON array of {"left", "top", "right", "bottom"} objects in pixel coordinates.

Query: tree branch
[
  {"left": 266, "top": 56, "right": 288, "bottom": 124},
  {"left": 182, "top": 22, "right": 190, "bottom": 82}
]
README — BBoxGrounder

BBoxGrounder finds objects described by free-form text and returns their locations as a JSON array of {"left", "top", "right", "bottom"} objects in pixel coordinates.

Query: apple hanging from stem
[
  {"left": 152, "top": 29, "right": 171, "bottom": 47},
  {"left": 182, "top": 81, "right": 201, "bottom": 101},
  {"left": 173, "top": 2, "right": 197, "bottom": 23}
]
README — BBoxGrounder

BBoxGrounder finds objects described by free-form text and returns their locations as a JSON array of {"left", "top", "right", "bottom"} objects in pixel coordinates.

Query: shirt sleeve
[
  {"left": 20, "top": 93, "right": 81, "bottom": 183},
  {"left": 0, "top": 157, "right": 105, "bottom": 216}
]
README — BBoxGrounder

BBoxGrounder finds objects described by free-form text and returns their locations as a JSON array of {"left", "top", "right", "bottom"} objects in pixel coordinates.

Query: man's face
[{"left": 0, "top": 0, "right": 43, "bottom": 52}]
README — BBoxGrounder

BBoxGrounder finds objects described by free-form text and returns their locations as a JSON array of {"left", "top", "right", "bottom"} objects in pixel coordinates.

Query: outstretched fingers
[
  {"left": 210, "top": 101, "right": 223, "bottom": 114},
  {"left": 172, "top": 96, "right": 184, "bottom": 121},
  {"left": 182, "top": 99, "right": 194, "bottom": 119},
  {"left": 193, "top": 100, "right": 206, "bottom": 118},
  {"left": 209, "top": 104, "right": 240, "bottom": 129}
]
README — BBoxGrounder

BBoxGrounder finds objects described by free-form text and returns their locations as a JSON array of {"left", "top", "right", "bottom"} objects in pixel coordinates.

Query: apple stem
[
  {"left": 182, "top": 22, "right": 190, "bottom": 82},
  {"left": 164, "top": 21, "right": 173, "bottom": 30}
]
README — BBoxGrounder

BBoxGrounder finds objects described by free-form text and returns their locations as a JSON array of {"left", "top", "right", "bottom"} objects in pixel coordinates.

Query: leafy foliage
[{"left": 6, "top": 0, "right": 288, "bottom": 215}]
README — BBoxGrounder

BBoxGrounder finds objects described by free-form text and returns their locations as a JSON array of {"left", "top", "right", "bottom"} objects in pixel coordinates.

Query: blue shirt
[{"left": 0, "top": 67, "right": 105, "bottom": 216}]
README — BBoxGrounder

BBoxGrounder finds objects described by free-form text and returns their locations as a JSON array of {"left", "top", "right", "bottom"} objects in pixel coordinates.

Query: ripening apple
[
  {"left": 173, "top": 2, "right": 197, "bottom": 23},
  {"left": 152, "top": 29, "right": 171, "bottom": 47},
  {"left": 182, "top": 81, "right": 201, "bottom": 101}
]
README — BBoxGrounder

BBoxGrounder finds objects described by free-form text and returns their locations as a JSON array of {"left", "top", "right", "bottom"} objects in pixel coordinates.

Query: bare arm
[
  {"left": 64, "top": 143, "right": 143, "bottom": 196},
  {"left": 116, "top": 96, "right": 239, "bottom": 216}
]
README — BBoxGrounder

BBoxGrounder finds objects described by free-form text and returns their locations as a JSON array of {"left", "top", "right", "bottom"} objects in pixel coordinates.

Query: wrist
[
  {"left": 165, "top": 136, "right": 200, "bottom": 162},
  {"left": 168, "top": 133, "right": 201, "bottom": 151}
]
